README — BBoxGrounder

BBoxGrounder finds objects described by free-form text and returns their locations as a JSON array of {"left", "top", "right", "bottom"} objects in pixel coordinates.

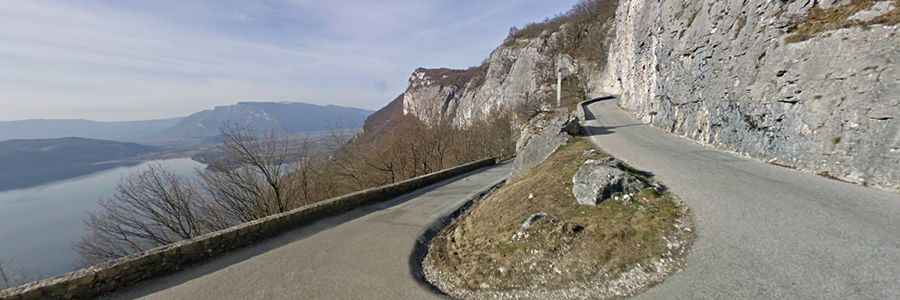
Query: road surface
[
  {"left": 583, "top": 98, "right": 900, "bottom": 299},
  {"left": 109, "top": 163, "right": 511, "bottom": 300},
  {"left": 108, "top": 98, "right": 900, "bottom": 299}
]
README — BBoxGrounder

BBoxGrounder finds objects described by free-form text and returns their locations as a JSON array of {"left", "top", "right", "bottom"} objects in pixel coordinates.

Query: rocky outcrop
[
  {"left": 383, "top": 42, "right": 564, "bottom": 127},
  {"left": 599, "top": 0, "right": 900, "bottom": 190},
  {"left": 510, "top": 113, "right": 573, "bottom": 179},
  {"left": 572, "top": 158, "right": 649, "bottom": 206},
  {"left": 364, "top": 4, "right": 617, "bottom": 130}
]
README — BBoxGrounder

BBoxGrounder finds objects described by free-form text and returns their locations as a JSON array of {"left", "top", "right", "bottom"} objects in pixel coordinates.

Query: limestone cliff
[
  {"left": 366, "top": 0, "right": 899, "bottom": 190},
  {"left": 600, "top": 0, "right": 899, "bottom": 190},
  {"left": 379, "top": 37, "right": 572, "bottom": 127},
  {"left": 364, "top": 1, "right": 617, "bottom": 128}
]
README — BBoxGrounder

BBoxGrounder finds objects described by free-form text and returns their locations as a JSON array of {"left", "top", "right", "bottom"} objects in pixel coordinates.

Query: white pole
[{"left": 557, "top": 55, "right": 562, "bottom": 108}]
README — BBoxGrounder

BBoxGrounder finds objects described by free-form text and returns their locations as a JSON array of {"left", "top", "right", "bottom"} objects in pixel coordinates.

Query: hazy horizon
[
  {"left": 0, "top": 100, "right": 374, "bottom": 122},
  {"left": 0, "top": 0, "right": 579, "bottom": 122}
]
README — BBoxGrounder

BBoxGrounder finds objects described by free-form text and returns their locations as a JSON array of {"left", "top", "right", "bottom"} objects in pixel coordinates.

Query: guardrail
[{"left": 0, "top": 158, "right": 498, "bottom": 300}]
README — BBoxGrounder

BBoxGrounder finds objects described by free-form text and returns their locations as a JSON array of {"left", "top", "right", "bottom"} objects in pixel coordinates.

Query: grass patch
[
  {"left": 426, "top": 138, "right": 690, "bottom": 293},
  {"left": 785, "top": 0, "right": 900, "bottom": 43}
]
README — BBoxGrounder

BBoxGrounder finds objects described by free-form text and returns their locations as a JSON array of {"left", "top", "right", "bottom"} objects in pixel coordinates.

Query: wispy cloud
[{"left": 0, "top": 0, "right": 578, "bottom": 121}]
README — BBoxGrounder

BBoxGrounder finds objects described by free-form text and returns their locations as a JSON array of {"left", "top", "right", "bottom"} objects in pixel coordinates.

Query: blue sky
[{"left": 0, "top": 0, "right": 579, "bottom": 121}]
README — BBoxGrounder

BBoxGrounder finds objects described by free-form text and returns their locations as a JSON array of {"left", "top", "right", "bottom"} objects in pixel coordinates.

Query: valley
[{"left": 0, "top": 102, "right": 371, "bottom": 191}]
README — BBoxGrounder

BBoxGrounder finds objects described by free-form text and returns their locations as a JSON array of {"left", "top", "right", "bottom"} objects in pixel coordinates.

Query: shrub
[{"left": 503, "top": 0, "right": 619, "bottom": 61}]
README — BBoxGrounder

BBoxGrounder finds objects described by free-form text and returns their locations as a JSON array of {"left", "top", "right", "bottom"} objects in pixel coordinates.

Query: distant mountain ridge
[
  {"left": 0, "top": 137, "right": 158, "bottom": 191},
  {"left": 0, "top": 102, "right": 372, "bottom": 143},
  {"left": 0, "top": 118, "right": 183, "bottom": 143},
  {"left": 163, "top": 102, "right": 372, "bottom": 139}
]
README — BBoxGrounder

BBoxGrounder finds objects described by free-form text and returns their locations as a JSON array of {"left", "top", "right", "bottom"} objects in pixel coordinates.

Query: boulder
[
  {"left": 510, "top": 113, "right": 572, "bottom": 179},
  {"left": 562, "top": 116, "right": 582, "bottom": 136},
  {"left": 572, "top": 159, "right": 649, "bottom": 206},
  {"left": 512, "top": 212, "right": 548, "bottom": 241}
]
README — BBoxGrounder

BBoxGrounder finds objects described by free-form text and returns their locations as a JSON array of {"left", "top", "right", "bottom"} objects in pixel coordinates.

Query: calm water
[{"left": 0, "top": 158, "right": 204, "bottom": 280}]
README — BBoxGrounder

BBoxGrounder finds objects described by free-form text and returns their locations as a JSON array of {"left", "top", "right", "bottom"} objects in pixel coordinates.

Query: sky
[{"left": 0, "top": 0, "right": 579, "bottom": 121}]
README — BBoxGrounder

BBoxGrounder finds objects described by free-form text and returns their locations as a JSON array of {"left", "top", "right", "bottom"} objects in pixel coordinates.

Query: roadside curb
[{"left": 409, "top": 176, "right": 508, "bottom": 297}]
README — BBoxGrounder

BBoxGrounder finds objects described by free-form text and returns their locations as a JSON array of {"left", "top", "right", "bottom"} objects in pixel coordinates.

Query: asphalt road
[
  {"left": 108, "top": 163, "right": 511, "bottom": 300},
  {"left": 106, "top": 99, "right": 899, "bottom": 300},
  {"left": 583, "top": 99, "right": 900, "bottom": 299}
]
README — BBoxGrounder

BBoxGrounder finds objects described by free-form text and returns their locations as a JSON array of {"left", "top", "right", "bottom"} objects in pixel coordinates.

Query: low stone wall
[
  {"left": 577, "top": 96, "right": 615, "bottom": 121},
  {"left": 0, "top": 158, "right": 497, "bottom": 300}
]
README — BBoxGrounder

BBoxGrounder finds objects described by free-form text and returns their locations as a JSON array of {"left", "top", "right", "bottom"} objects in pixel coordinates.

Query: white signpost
[
  {"left": 557, "top": 55, "right": 571, "bottom": 108},
  {"left": 557, "top": 60, "right": 562, "bottom": 108}
]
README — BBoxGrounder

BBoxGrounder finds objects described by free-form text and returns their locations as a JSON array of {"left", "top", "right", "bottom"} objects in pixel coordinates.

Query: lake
[{"left": 0, "top": 158, "right": 204, "bottom": 281}]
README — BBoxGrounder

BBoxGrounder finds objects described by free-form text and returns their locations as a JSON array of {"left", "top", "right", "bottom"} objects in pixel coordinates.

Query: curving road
[
  {"left": 104, "top": 98, "right": 900, "bottom": 299},
  {"left": 583, "top": 98, "right": 900, "bottom": 299},
  {"left": 108, "top": 164, "right": 511, "bottom": 300}
]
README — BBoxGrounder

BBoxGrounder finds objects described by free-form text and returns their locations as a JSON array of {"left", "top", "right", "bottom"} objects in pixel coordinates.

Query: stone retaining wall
[{"left": 0, "top": 158, "right": 497, "bottom": 300}]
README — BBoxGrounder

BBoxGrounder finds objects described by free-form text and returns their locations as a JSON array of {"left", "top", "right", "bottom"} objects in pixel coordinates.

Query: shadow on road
[
  {"left": 577, "top": 96, "right": 644, "bottom": 137},
  {"left": 579, "top": 124, "right": 644, "bottom": 137},
  {"left": 107, "top": 166, "right": 494, "bottom": 299}
]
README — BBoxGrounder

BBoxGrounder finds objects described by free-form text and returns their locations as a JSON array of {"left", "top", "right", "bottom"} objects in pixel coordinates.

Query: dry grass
[
  {"left": 427, "top": 138, "right": 687, "bottom": 292},
  {"left": 416, "top": 65, "right": 489, "bottom": 90},
  {"left": 785, "top": 0, "right": 900, "bottom": 43}
]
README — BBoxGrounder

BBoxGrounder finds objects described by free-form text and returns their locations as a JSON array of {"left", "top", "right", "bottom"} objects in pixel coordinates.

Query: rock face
[
  {"left": 364, "top": 13, "right": 614, "bottom": 130},
  {"left": 572, "top": 158, "right": 649, "bottom": 206},
  {"left": 386, "top": 41, "right": 570, "bottom": 127},
  {"left": 599, "top": 0, "right": 900, "bottom": 190},
  {"left": 511, "top": 113, "right": 573, "bottom": 179},
  {"left": 365, "top": 0, "right": 899, "bottom": 191}
]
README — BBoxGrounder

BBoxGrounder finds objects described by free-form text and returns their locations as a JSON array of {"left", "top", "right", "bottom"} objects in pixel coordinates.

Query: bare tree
[
  {"left": 77, "top": 164, "right": 207, "bottom": 264},
  {"left": 0, "top": 261, "right": 10, "bottom": 289},
  {"left": 223, "top": 124, "right": 290, "bottom": 210},
  {"left": 289, "top": 140, "right": 325, "bottom": 206},
  {"left": 0, "top": 260, "right": 36, "bottom": 290},
  {"left": 199, "top": 123, "right": 305, "bottom": 223},
  {"left": 328, "top": 131, "right": 374, "bottom": 190},
  {"left": 78, "top": 124, "right": 311, "bottom": 263}
]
